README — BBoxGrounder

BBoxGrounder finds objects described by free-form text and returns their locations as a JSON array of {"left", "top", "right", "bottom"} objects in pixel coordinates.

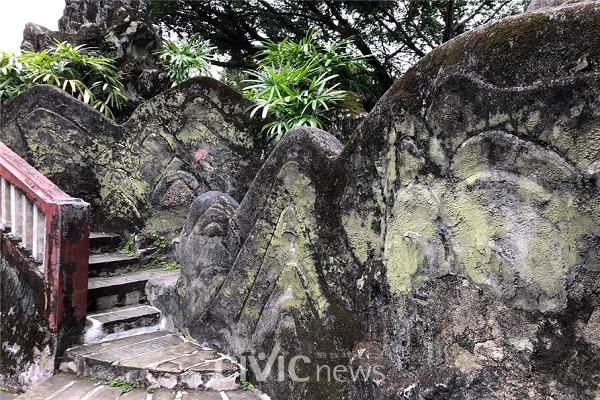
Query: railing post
[{"left": 45, "top": 201, "right": 90, "bottom": 330}]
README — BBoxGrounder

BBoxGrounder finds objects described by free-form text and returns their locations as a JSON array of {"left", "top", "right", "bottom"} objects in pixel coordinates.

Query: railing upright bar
[
  {"left": 0, "top": 177, "right": 7, "bottom": 229},
  {"left": 22, "top": 193, "right": 34, "bottom": 249},
  {"left": 32, "top": 206, "right": 45, "bottom": 263},
  {"left": 10, "top": 185, "right": 21, "bottom": 238}
]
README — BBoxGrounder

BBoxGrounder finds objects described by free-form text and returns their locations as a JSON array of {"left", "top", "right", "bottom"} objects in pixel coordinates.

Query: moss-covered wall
[{"left": 0, "top": 77, "right": 268, "bottom": 238}]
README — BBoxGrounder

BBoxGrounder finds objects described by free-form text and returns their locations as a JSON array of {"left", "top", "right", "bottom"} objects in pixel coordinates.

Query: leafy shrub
[
  {"left": 157, "top": 34, "right": 215, "bottom": 87},
  {"left": 243, "top": 30, "right": 368, "bottom": 143},
  {"left": 0, "top": 40, "right": 126, "bottom": 119}
]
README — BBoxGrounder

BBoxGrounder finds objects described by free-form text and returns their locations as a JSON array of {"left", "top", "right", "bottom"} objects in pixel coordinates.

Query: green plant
[
  {"left": 103, "top": 378, "right": 135, "bottom": 393},
  {"left": 158, "top": 34, "right": 215, "bottom": 87},
  {"left": 163, "top": 262, "right": 180, "bottom": 271},
  {"left": 121, "top": 235, "right": 135, "bottom": 257},
  {"left": 0, "top": 40, "right": 126, "bottom": 118},
  {"left": 243, "top": 30, "right": 367, "bottom": 143},
  {"left": 0, "top": 386, "right": 10, "bottom": 392},
  {"left": 154, "top": 236, "right": 167, "bottom": 249},
  {"left": 240, "top": 381, "right": 254, "bottom": 390}
]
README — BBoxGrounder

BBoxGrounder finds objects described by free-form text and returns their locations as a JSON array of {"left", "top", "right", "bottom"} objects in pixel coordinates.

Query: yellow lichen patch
[
  {"left": 444, "top": 185, "right": 508, "bottom": 287},
  {"left": 516, "top": 192, "right": 600, "bottom": 311},
  {"left": 385, "top": 184, "right": 440, "bottom": 295},
  {"left": 398, "top": 150, "right": 425, "bottom": 186},
  {"left": 235, "top": 161, "right": 329, "bottom": 336},
  {"left": 428, "top": 136, "right": 449, "bottom": 172},
  {"left": 342, "top": 209, "right": 377, "bottom": 265}
]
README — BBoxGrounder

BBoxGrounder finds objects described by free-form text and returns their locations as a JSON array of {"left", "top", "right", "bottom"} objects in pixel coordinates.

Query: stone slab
[
  {"left": 118, "top": 342, "right": 205, "bottom": 369},
  {"left": 16, "top": 373, "right": 78, "bottom": 399},
  {"left": 117, "top": 388, "right": 151, "bottom": 399},
  {"left": 89, "top": 232, "right": 122, "bottom": 253},
  {"left": 89, "top": 269, "right": 180, "bottom": 289},
  {"left": 188, "top": 359, "right": 238, "bottom": 375},
  {"left": 67, "top": 331, "right": 170, "bottom": 357},
  {"left": 89, "top": 334, "right": 183, "bottom": 363},
  {"left": 180, "top": 391, "right": 222, "bottom": 400},
  {"left": 90, "top": 305, "right": 160, "bottom": 324},
  {"left": 58, "top": 380, "right": 105, "bottom": 398},
  {"left": 151, "top": 349, "right": 223, "bottom": 373},
  {"left": 87, "top": 384, "right": 125, "bottom": 399},
  {"left": 89, "top": 252, "right": 140, "bottom": 273},
  {"left": 150, "top": 390, "right": 179, "bottom": 400}
]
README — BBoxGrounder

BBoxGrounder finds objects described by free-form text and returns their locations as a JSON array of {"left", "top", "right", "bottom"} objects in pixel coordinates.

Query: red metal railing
[{"left": 0, "top": 141, "right": 89, "bottom": 331}]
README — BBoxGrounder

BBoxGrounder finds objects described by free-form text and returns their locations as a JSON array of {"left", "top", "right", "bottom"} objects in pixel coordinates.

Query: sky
[{"left": 0, "top": 0, "right": 65, "bottom": 53}]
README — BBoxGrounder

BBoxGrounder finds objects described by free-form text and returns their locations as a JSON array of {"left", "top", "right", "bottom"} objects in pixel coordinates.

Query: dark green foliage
[{"left": 148, "top": 0, "right": 527, "bottom": 104}]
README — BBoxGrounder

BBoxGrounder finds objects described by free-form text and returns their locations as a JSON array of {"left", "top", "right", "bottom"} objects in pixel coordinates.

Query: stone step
[
  {"left": 89, "top": 232, "right": 122, "bottom": 253},
  {"left": 83, "top": 305, "right": 163, "bottom": 344},
  {"left": 88, "top": 252, "right": 141, "bottom": 277},
  {"left": 88, "top": 268, "right": 179, "bottom": 311},
  {"left": 16, "top": 373, "right": 268, "bottom": 399},
  {"left": 60, "top": 332, "right": 246, "bottom": 392}
]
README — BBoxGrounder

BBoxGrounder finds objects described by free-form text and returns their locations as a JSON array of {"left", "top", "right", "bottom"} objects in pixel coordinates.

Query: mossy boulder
[
  {"left": 0, "top": 77, "right": 268, "bottom": 239},
  {"left": 175, "top": 2, "right": 600, "bottom": 399}
]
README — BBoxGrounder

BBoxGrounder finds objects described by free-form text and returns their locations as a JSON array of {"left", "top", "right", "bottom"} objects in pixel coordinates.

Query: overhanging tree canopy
[{"left": 148, "top": 0, "right": 527, "bottom": 102}]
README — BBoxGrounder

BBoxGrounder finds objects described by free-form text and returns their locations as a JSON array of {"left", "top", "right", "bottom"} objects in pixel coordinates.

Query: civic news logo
[{"left": 239, "top": 343, "right": 386, "bottom": 383}]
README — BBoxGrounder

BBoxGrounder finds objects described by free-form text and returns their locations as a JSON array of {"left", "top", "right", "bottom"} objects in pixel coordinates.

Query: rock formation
[
  {"left": 0, "top": 77, "right": 268, "bottom": 239},
  {"left": 21, "top": 0, "right": 168, "bottom": 111},
  {"left": 175, "top": 2, "right": 600, "bottom": 399}
]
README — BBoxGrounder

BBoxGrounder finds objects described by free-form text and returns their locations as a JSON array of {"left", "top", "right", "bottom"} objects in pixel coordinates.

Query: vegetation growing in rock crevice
[{"left": 0, "top": 40, "right": 126, "bottom": 119}]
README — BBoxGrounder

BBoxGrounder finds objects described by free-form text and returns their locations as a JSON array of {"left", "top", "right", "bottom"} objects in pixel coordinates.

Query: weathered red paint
[{"left": 0, "top": 141, "right": 90, "bottom": 331}]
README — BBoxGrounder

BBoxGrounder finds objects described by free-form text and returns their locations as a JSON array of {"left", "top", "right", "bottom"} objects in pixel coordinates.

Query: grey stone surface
[
  {"left": 117, "top": 342, "right": 206, "bottom": 368},
  {"left": 0, "top": 253, "right": 56, "bottom": 391},
  {"left": 89, "top": 232, "right": 122, "bottom": 253},
  {"left": 15, "top": 374, "right": 270, "bottom": 399},
  {"left": 14, "top": 374, "right": 76, "bottom": 399},
  {"left": 80, "top": 333, "right": 183, "bottom": 363},
  {"left": 0, "top": 77, "right": 268, "bottom": 239},
  {"left": 88, "top": 267, "right": 179, "bottom": 311},
  {"left": 173, "top": 3, "right": 600, "bottom": 399},
  {"left": 180, "top": 392, "right": 222, "bottom": 400},
  {"left": 117, "top": 388, "right": 152, "bottom": 399},
  {"left": 62, "top": 331, "right": 242, "bottom": 391}
]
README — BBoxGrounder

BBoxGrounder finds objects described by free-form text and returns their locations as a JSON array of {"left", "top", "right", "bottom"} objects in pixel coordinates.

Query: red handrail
[{"left": 0, "top": 141, "right": 90, "bottom": 331}]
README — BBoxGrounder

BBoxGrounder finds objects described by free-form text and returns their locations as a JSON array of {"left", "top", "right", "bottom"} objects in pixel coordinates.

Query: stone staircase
[{"left": 14, "top": 233, "right": 267, "bottom": 400}]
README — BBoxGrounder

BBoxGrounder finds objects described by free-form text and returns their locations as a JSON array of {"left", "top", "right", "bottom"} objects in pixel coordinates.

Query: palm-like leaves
[
  {"left": 0, "top": 40, "right": 126, "bottom": 119},
  {"left": 244, "top": 30, "right": 365, "bottom": 143},
  {"left": 157, "top": 34, "right": 215, "bottom": 87}
]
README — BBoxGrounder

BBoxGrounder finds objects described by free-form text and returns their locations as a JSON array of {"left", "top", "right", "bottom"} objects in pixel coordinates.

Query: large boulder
[
  {"left": 0, "top": 77, "right": 268, "bottom": 239},
  {"left": 176, "top": 2, "right": 600, "bottom": 399}
]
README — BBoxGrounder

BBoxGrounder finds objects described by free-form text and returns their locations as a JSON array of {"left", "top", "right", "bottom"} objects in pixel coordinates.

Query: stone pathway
[
  {"left": 60, "top": 331, "right": 241, "bottom": 391},
  {"left": 15, "top": 373, "right": 266, "bottom": 399}
]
